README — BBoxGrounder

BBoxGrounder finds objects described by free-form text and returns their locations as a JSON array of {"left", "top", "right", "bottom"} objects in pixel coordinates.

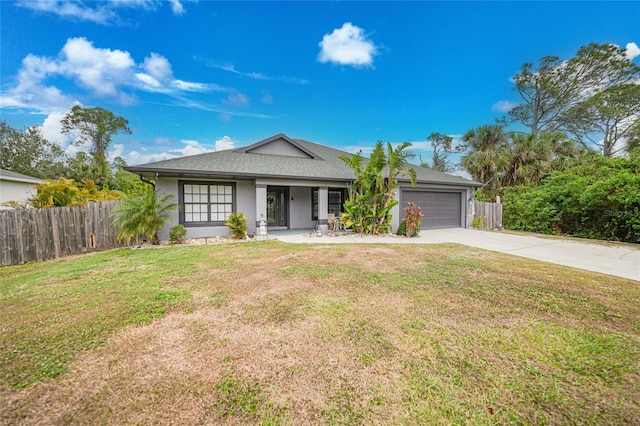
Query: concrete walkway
[{"left": 272, "top": 228, "right": 640, "bottom": 281}]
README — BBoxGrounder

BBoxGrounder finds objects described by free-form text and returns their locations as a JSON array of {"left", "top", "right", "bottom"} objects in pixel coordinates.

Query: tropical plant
[
  {"left": 110, "top": 191, "right": 177, "bottom": 245},
  {"left": 501, "top": 131, "right": 579, "bottom": 188},
  {"left": 225, "top": 212, "right": 248, "bottom": 239},
  {"left": 459, "top": 125, "right": 509, "bottom": 200},
  {"left": 29, "top": 177, "right": 123, "bottom": 208},
  {"left": 340, "top": 141, "right": 416, "bottom": 235},
  {"left": 169, "top": 224, "right": 188, "bottom": 244},
  {"left": 403, "top": 202, "right": 423, "bottom": 237}
]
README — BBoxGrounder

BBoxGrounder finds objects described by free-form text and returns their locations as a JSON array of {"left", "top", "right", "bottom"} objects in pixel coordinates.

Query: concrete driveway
[{"left": 272, "top": 228, "right": 640, "bottom": 281}]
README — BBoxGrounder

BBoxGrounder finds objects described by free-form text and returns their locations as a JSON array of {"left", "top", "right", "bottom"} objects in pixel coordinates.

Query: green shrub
[
  {"left": 397, "top": 219, "right": 423, "bottom": 237},
  {"left": 169, "top": 224, "right": 187, "bottom": 244},
  {"left": 396, "top": 220, "right": 407, "bottom": 236},
  {"left": 226, "top": 212, "right": 248, "bottom": 239},
  {"left": 111, "top": 191, "right": 177, "bottom": 245},
  {"left": 472, "top": 216, "right": 485, "bottom": 229},
  {"left": 503, "top": 156, "right": 640, "bottom": 243}
]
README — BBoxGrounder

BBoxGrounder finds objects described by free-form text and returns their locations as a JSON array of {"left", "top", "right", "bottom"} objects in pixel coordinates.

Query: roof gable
[{"left": 234, "top": 133, "right": 322, "bottom": 159}]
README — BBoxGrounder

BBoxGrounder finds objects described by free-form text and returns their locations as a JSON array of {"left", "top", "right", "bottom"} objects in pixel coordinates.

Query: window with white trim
[{"left": 179, "top": 181, "right": 235, "bottom": 225}]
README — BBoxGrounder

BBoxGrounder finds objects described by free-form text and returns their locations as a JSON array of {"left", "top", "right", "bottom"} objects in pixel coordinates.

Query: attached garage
[{"left": 401, "top": 189, "right": 464, "bottom": 229}]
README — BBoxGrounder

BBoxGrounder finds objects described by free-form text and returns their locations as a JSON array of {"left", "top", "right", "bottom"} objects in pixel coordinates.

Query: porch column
[
  {"left": 255, "top": 184, "right": 267, "bottom": 230},
  {"left": 318, "top": 186, "right": 329, "bottom": 233}
]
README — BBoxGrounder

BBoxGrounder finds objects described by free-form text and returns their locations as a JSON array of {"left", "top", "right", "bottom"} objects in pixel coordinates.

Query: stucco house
[
  {"left": 0, "top": 169, "right": 41, "bottom": 209},
  {"left": 125, "top": 133, "right": 481, "bottom": 239}
]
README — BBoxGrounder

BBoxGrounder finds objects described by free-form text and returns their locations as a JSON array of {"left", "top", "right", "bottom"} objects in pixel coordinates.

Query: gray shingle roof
[{"left": 125, "top": 135, "right": 481, "bottom": 187}]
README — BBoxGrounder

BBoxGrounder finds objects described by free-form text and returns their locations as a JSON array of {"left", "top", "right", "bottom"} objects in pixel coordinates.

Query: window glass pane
[{"left": 182, "top": 182, "right": 234, "bottom": 224}]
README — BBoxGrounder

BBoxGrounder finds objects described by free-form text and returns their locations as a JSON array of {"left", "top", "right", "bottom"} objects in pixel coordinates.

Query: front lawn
[{"left": 1, "top": 242, "right": 638, "bottom": 424}]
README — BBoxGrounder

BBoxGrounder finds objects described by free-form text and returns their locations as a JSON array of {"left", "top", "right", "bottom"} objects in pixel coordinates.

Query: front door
[{"left": 267, "top": 187, "right": 288, "bottom": 228}]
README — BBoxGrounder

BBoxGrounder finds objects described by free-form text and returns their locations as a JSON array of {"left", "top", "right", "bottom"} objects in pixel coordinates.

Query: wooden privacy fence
[
  {"left": 0, "top": 200, "right": 127, "bottom": 267},
  {"left": 474, "top": 200, "right": 503, "bottom": 230}
]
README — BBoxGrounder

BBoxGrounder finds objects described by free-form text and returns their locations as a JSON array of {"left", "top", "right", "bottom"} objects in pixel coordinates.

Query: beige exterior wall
[{"left": 0, "top": 180, "right": 38, "bottom": 209}]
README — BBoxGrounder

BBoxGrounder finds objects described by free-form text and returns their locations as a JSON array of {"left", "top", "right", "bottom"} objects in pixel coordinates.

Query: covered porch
[{"left": 254, "top": 181, "right": 349, "bottom": 234}]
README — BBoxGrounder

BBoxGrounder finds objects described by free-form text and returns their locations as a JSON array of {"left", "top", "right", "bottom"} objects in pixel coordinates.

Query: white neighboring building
[{"left": 0, "top": 169, "right": 41, "bottom": 209}]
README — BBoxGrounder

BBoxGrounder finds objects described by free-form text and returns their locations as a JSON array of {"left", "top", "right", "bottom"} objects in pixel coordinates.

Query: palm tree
[
  {"left": 111, "top": 190, "right": 177, "bottom": 245},
  {"left": 460, "top": 125, "right": 509, "bottom": 198},
  {"left": 502, "top": 132, "right": 581, "bottom": 188}
]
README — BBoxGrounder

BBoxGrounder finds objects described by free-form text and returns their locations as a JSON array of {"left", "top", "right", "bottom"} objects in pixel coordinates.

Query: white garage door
[{"left": 402, "top": 191, "right": 462, "bottom": 229}]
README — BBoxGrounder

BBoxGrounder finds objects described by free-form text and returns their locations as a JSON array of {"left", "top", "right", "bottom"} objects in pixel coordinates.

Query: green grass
[
  {"left": 1, "top": 241, "right": 638, "bottom": 425},
  {"left": 1, "top": 247, "right": 207, "bottom": 390}
]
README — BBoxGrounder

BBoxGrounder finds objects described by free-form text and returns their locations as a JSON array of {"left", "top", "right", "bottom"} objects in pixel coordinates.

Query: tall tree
[
  {"left": 564, "top": 83, "right": 640, "bottom": 156},
  {"left": 421, "top": 132, "right": 461, "bottom": 173},
  {"left": 0, "top": 121, "right": 68, "bottom": 179},
  {"left": 61, "top": 106, "right": 131, "bottom": 188},
  {"left": 507, "top": 43, "right": 640, "bottom": 145}
]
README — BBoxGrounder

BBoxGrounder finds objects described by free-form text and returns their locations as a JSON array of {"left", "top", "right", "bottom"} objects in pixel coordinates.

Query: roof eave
[{"left": 124, "top": 166, "right": 355, "bottom": 183}]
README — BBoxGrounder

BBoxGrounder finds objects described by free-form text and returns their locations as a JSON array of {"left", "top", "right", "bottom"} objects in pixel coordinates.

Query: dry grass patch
[{"left": 1, "top": 241, "right": 638, "bottom": 425}]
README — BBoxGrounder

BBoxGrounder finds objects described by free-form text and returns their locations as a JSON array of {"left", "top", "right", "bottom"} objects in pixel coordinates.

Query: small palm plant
[
  {"left": 225, "top": 212, "right": 248, "bottom": 239},
  {"left": 111, "top": 191, "right": 177, "bottom": 245}
]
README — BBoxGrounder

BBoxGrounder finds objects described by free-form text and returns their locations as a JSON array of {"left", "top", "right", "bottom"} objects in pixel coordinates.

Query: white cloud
[
  {"left": 261, "top": 91, "right": 274, "bottom": 105},
  {"left": 174, "top": 139, "right": 213, "bottom": 156},
  {"left": 214, "top": 136, "right": 236, "bottom": 151},
  {"left": 60, "top": 37, "right": 136, "bottom": 98},
  {"left": 0, "top": 37, "right": 216, "bottom": 113},
  {"left": 625, "top": 42, "right": 640, "bottom": 61},
  {"left": 223, "top": 92, "right": 249, "bottom": 108},
  {"left": 492, "top": 100, "right": 519, "bottom": 113},
  {"left": 168, "top": 0, "right": 185, "bottom": 15},
  {"left": 141, "top": 52, "right": 173, "bottom": 83},
  {"left": 40, "top": 111, "right": 74, "bottom": 148},
  {"left": 108, "top": 143, "right": 126, "bottom": 162},
  {"left": 196, "top": 59, "right": 310, "bottom": 85},
  {"left": 17, "top": 0, "right": 189, "bottom": 24},
  {"left": 318, "top": 22, "right": 378, "bottom": 67},
  {"left": 124, "top": 138, "right": 212, "bottom": 164},
  {"left": 18, "top": 0, "right": 116, "bottom": 24}
]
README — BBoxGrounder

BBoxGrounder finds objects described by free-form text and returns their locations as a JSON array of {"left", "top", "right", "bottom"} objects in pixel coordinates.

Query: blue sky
[{"left": 1, "top": 1, "right": 639, "bottom": 168}]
